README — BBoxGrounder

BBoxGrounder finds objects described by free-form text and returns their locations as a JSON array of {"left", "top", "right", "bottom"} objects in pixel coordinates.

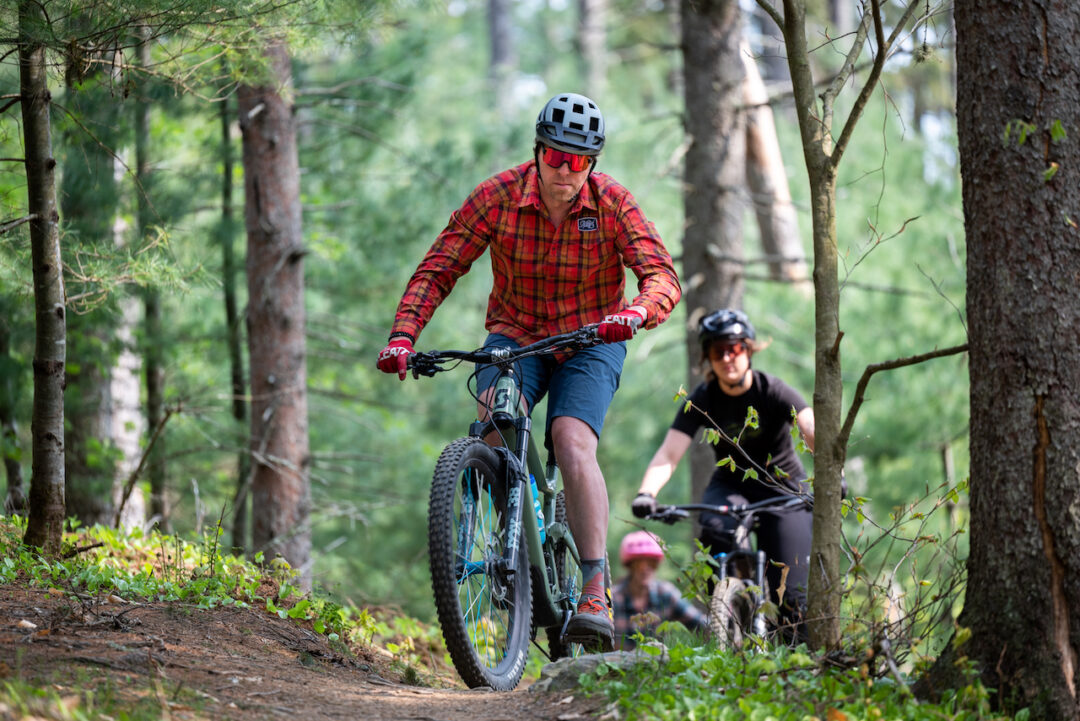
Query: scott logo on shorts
[{"left": 578, "top": 217, "right": 598, "bottom": 232}]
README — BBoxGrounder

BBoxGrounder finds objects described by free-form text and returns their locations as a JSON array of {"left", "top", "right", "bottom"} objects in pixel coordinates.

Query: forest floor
[{"left": 0, "top": 581, "right": 608, "bottom": 721}]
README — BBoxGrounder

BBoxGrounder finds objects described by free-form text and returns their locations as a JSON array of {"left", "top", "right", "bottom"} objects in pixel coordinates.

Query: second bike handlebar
[{"left": 646, "top": 494, "right": 812, "bottom": 525}]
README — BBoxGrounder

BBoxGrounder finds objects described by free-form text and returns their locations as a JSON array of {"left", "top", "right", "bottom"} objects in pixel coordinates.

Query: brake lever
[{"left": 408, "top": 354, "right": 440, "bottom": 378}]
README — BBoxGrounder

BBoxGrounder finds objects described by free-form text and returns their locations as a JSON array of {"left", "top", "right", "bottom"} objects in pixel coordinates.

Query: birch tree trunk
[
  {"left": 238, "top": 40, "right": 312, "bottom": 588},
  {"left": 19, "top": 0, "right": 67, "bottom": 554}
]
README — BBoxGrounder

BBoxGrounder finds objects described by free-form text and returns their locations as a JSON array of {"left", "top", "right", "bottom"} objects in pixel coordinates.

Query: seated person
[{"left": 611, "top": 531, "right": 708, "bottom": 650}]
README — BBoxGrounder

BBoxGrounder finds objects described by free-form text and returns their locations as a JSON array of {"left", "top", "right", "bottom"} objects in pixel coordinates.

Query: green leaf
[{"left": 1050, "top": 118, "right": 1066, "bottom": 143}]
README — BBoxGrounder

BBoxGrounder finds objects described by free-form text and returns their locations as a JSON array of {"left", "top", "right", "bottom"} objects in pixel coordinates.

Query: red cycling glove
[
  {"left": 377, "top": 336, "right": 414, "bottom": 380},
  {"left": 597, "top": 307, "right": 646, "bottom": 343}
]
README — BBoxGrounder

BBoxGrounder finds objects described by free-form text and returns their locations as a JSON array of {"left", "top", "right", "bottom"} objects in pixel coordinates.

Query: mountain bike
[
  {"left": 408, "top": 326, "right": 603, "bottom": 690},
  {"left": 645, "top": 494, "right": 811, "bottom": 650}
]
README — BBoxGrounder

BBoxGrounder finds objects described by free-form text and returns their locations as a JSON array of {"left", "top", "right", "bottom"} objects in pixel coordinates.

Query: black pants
[{"left": 698, "top": 477, "right": 813, "bottom": 643}]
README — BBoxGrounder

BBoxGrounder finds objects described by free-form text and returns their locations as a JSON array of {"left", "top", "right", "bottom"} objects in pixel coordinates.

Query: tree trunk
[
  {"left": 59, "top": 57, "right": 121, "bottom": 528},
  {"left": 134, "top": 27, "right": 169, "bottom": 530},
  {"left": 916, "top": 3, "right": 1080, "bottom": 717},
  {"left": 742, "top": 42, "right": 808, "bottom": 287},
  {"left": 238, "top": 40, "right": 312, "bottom": 588},
  {"left": 681, "top": 0, "right": 746, "bottom": 510},
  {"left": 19, "top": 0, "right": 67, "bottom": 555},
  {"left": 781, "top": 0, "right": 845, "bottom": 650},
  {"left": 488, "top": 0, "right": 516, "bottom": 120},
  {"left": 578, "top": 0, "right": 608, "bottom": 99},
  {"left": 0, "top": 315, "right": 27, "bottom": 515},
  {"left": 220, "top": 91, "right": 251, "bottom": 555}
]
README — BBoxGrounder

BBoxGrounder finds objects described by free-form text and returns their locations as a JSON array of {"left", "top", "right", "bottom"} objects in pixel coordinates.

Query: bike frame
[{"left": 465, "top": 354, "right": 582, "bottom": 630}]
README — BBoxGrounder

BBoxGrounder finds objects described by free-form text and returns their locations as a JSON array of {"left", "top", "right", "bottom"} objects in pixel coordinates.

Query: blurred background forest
[{"left": 0, "top": 0, "right": 965, "bottom": 622}]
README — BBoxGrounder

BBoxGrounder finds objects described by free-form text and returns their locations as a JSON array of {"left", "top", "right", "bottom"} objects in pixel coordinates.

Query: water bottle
[{"left": 529, "top": 474, "right": 546, "bottom": 543}]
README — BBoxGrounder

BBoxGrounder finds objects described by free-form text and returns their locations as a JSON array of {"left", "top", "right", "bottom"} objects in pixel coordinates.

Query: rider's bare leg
[{"left": 549, "top": 415, "right": 608, "bottom": 593}]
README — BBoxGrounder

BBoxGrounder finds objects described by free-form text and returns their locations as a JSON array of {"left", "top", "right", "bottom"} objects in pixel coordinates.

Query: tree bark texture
[
  {"left": 681, "top": 0, "right": 746, "bottom": 512},
  {"left": 918, "top": 3, "right": 1080, "bottom": 717},
  {"left": 19, "top": 0, "right": 67, "bottom": 555},
  {"left": 237, "top": 40, "right": 312, "bottom": 588}
]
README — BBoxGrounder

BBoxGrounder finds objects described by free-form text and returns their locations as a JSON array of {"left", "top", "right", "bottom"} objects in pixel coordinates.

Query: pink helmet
[{"left": 620, "top": 531, "right": 664, "bottom": 566}]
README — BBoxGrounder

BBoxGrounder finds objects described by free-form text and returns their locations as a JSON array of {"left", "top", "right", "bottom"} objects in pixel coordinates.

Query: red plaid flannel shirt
[{"left": 390, "top": 161, "right": 681, "bottom": 346}]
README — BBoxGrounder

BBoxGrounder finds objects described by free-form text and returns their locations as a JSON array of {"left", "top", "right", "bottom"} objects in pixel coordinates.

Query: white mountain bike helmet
[{"left": 535, "top": 92, "right": 605, "bottom": 156}]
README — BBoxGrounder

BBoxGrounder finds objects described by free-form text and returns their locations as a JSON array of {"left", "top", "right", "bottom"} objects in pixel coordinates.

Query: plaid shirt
[
  {"left": 611, "top": 576, "right": 709, "bottom": 650},
  {"left": 390, "top": 161, "right": 681, "bottom": 346}
]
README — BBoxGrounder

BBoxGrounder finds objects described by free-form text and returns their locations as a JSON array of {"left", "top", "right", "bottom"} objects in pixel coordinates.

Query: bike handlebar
[
  {"left": 646, "top": 494, "right": 812, "bottom": 525},
  {"left": 406, "top": 325, "right": 603, "bottom": 378}
]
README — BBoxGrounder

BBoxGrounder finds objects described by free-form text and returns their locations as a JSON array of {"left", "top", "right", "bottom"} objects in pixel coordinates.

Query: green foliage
[
  {"left": 585, "top": 640, "right": 1021, "bottom": 720},
  {"left": 0, "top": 514, "right": 397, "bottom": 657}
]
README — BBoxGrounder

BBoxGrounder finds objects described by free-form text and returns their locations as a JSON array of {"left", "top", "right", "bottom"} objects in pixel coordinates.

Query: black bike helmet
[
  {"left": 535, "top": 92, "right": 605, "bottom": 156},
  {"left": 698, "top": 308, "right": 756, "bottom": 353}
]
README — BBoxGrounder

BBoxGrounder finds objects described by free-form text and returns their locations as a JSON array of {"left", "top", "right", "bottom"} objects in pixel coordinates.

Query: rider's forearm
[
  {"left": 638, "top": 430, "right": 692, "bottom": 497},
  {"left": 796, "top": 407, "right": 815, "bottom": 453},
  {"left": 638, "top": 452, "right": 678, "bottom": 497}
]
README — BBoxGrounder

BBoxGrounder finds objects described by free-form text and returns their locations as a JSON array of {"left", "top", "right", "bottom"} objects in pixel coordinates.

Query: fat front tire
[
  {"left": 428, "top": 438, "right": 532, "bottom": 690},
  {"left": 709, "top": 577, "right": 751, "bottom": 650}
]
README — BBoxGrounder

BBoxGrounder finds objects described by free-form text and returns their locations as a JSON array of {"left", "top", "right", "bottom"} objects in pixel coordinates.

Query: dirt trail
[{"left": 0, "top": 584, "right": 605, "bottom": 720}]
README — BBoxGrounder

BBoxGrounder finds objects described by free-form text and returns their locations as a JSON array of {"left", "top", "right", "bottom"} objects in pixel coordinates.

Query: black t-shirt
[{"left": 670, "top": 371, "right": 809, "bottom": 490}]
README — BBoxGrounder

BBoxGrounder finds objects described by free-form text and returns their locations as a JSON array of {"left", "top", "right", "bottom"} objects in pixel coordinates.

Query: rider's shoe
[{"left": 562, "top": 593, "right": 615, "bottom": 653}]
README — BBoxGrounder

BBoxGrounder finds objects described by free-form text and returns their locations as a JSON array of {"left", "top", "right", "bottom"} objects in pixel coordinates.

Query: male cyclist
[
  {"left": 377, "top": 92, "right": 681, "bottom": 651},
  {"left": 631, "top": 309, "right": 815, "bottom": 642}
]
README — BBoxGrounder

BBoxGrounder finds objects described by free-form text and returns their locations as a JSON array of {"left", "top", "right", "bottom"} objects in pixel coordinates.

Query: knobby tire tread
[
  {"left": 709, "top": 576, "right": 749, "bottom": 651},
  {"left": 428, "top": 438, "right": 532, "bottom": 690}
]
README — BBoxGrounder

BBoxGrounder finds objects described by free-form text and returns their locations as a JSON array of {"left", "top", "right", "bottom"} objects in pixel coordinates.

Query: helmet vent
[
  {"left": 552, "top": 109, "right": 564, "bottom": 123},
  {"left": 589, "top": 117, "right": 600, "bottom": 131}
]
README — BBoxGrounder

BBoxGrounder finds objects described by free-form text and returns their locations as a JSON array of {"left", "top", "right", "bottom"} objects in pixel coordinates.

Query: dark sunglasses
[
  {"left": 540, "top": 146, "right": 592, "bottom": 172},
  {"left": 708, "top": 341, "right": 748, "bottom": 359}
]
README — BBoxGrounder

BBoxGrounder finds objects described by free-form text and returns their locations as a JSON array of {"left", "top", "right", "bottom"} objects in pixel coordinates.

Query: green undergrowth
[
  {"left": 585, "top": 638, "right": 1026, "bottom": 721},
  {"left": 0, "top": 515, "right": 458, "bottom": 692}
]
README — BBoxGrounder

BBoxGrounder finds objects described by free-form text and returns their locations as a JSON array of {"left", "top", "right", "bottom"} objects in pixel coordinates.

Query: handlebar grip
[{"left": 647, "top": 506, "right": 689, "bottom": 524}]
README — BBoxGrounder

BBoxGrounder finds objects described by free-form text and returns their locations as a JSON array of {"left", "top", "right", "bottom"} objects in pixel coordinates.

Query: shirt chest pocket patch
[{"left": 578, "top": 217, "right": 598, "bottom": 232}]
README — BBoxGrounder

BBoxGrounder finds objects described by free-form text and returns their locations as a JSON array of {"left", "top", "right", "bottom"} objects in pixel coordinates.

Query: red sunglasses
[
  {"left": 708, "top": 341, "right": 748, "bottom": 359},
  {"left": 540, "top": 146, "right": 592, "bottom": 172}
]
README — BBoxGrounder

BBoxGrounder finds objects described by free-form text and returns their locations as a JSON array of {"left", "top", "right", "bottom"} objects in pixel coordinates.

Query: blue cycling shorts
[{"left": 474, "top": 333, "right": 626, "bottom": 442}]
